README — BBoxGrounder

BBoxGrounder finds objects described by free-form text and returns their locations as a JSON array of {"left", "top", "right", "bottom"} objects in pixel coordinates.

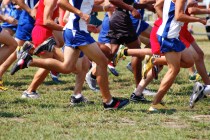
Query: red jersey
[{"left": 35, "top": 0, "right": 59, "bottom": 27}]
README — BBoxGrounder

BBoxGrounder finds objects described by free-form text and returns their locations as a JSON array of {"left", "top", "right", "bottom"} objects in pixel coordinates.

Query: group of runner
[{"left": 0, "top": 0, "right": 209, "bottom": 111}]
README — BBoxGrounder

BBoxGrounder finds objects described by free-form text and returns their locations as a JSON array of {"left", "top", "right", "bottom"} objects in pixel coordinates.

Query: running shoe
[
  {"left": 85, "top": 72, "right": 99, "bottom": 92},
  {"left": 189, "top": 71, "right": 200, "bottom": 82},
  {"left": 16, "top": 41, "right": 33, "bottom": 58},
  {"left": 148, "top": 103, "right": 167, "bottom": 112},
  {"left": 33, "top": 37, "right": 56, "bottom": 55},
  {"left": 103, "top": 97, "right": 129, "bottom": 110},
  {"left": 50, "top": 71, "right": 61, "bottom": 83},
  {"left": 0, "top": 80, "right": 8, "bottom": 91},
  {"left": 130, "top": 93, "right": 147, "bottom": 102},
  {"left": 70, "top": 96, "right": 94, "bottom": 105},
  {"left": 108, "top": 62, "right": 119, "bottom": 76},
  {"left": 142, "top": 55, "right": 153, "bottom": 79},
  {"left": 113, "top": 45, "right": 127, "bottom": 66},
  {"left": 21, "top": 90, "right": 40, "bottom": 99},
  {"left": 10, "top": 52, "right": 32, "bottom": 75},
  {"left": 126, "top": 62, "right": 133, "bottom": 73},
  {"left": 189, "top": 82, "right": 205, "bottom": 108}
]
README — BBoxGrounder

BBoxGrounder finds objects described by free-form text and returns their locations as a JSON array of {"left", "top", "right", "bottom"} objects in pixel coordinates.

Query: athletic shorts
[
  {"left": 63, "top": 29, "right": 95, "bottom": 49},
  {"left": 1, "top": 23, "right": 17, "bottom": 32},
  {"left": 179, "top": 27, "right": 195, "bottom": 48},
  {"left": 107, "top": 10, "right": 137, "bottom": 45},
  {"left": 158, "top": 35, "right": 186, "bottom": 53},
  {"left": 32, "top": 25, "right": 53, "bottom": 48},
  {"left": 0, "top": 26, "right": 2, "bottom": 32},
  {"left": 150, "top": 24, "right": 161, "bottom": 55},
  {"left": 98, "top": 13, "right": 110, "bottom": 44},
  {"left": 135, "top": 20, "right": 149, "bottom": 36},
  {"left": 16, "top": 22, "right": 34, "bottom": 41}
]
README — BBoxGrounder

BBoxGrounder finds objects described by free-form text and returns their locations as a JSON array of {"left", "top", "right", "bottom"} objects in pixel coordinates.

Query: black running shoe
[
  {"left": 10, "top": 52, "right": 32, "bottom": 75},
  {"left": 103, "top": 97, "right": 129, "bottom": 110},
  {"left": 130, "top": 93, "right": 147, "bottom": 102},
  {"left": 70, "top": 96, "right": 94, "bottom": 105},
  {"left": 33, "top": 37, "right": 56, "bottom": 55},
  {"left": 16, "top": 41, "right": 33, "bottom": 58}
]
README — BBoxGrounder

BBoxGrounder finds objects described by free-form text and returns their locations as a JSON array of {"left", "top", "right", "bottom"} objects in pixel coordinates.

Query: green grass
[{"left": 1, "top": 29, "right": 210, "bottom": 139}]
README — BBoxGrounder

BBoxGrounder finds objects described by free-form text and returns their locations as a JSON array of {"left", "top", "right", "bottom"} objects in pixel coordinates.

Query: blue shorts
[
  {"left": 0, "top": 26, "right": 2, "bottom": 32},
  {"left": 98, "top": 13, "right": 110, "bottom": 43},
  {"left": 158, "top": 35, "right": 185, "bottom": 53},
  {"left": 63, "top": 29, "right": 95, "bottom": 49},
  {"left": 15, "top": 22, "right": 34, "bottom": 41},
  {"left": 1, "top": 23, "right": 17, "bottom": 32},
  {"left": 136, "top": 20, "right": 149, "bottom": 36},
  {"left": 131, "top": 14, "right": 149, "bottom": 36}
]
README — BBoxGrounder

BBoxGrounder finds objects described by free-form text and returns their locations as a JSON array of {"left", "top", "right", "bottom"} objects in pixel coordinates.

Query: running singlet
[
  {"left": 64, "top": 0, "right": 94, "bottom": 33},
  {"left": 157, "top": 0, "right": 187, "bottom": 38},
  {"left": 35, "top": 0, "right": 59, "bottom": 26}
]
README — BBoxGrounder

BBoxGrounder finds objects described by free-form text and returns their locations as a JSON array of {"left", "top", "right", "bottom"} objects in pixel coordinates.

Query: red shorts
[
  {"left": 150, "top": 18, "right": 162, "bottom": 55},
  {"left": 179, "top": 27, "right": 195, "bottom": 48},
  {"left": 32, "top": 25, "right": 53, "bottom": 48}
]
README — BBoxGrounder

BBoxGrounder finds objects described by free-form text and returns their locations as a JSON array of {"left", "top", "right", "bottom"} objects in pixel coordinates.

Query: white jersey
[
  {"left": 64, "top": 0, "right": 94, "bottom": 33},
  {"left": 157, "top": 0, "right": 187, "bottom": 38}
]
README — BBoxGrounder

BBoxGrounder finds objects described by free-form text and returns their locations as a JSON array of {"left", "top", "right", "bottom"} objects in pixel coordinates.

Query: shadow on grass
[
  {"left": 11, "top": 98, "right": 29, "bottom": 104},
  {"left": 139, "top": 109, "right": 177, "bottom": 115},
  {"left": 44, "top": 80, "right": 67, "bottom": 85},
  {"left": 0, "top": 112, "right": 21, "bottom": 118}
]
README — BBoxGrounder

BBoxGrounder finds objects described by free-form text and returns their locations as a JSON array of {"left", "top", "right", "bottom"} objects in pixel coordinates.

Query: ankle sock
[{"left": 106, "top": 98, "right": 113, "bottom": 105}]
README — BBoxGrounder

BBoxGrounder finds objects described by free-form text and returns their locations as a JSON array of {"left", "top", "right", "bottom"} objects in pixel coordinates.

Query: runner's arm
[
  {"left": 43, "top": 0, "right": 63, "bottom": 31},
  {"left": 154, "top": 0, "right": 164, "bottom": 18}
]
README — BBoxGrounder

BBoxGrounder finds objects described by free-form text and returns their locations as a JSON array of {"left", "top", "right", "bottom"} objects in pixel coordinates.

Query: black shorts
[{"left": 107, "top": 10, "right": 137, "bottom": 45}]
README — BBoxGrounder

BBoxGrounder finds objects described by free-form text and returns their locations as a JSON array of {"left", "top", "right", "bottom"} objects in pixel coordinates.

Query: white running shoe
[
  {"left": 21, "top": 90, "right": 40, "bottom": 99},
  {"left": 85, "top": 72, "right": 99, "bottom": 92},
  {"left": 190, "top": 82, "right": 205, "bottom": 108}
]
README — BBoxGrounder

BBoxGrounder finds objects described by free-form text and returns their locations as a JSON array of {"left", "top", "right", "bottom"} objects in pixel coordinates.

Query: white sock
[
  {"left": 203, "top": 85, "right": 210, "bottom": 95},
  {"left": 73, "top": 93, "right": 82, "bottom": 99},
  {"left": 106, "top": 98, "right": 113, "bottom": 105}
]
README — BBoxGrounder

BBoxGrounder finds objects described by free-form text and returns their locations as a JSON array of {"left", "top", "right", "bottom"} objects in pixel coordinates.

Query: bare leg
[
  {"left": 191, "top": 41, "right": 210, "bottom": 85},
  {"left": 0, "top": 30, "right": 17, "bottom": 65},
  {"left": 79, "top": 43, "right": 112, "bottom": 103},
  {"left": 74, "top": 56, "right": 90, "bottom": 94},
  {"left": 126, "top": 39, "right": 144, "bottom": 87},
  {"left": 153, "top": 51, "right": 181, "bottom": 105}
]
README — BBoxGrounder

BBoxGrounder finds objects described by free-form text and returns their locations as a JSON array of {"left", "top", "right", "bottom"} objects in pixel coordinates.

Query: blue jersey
[
  {"left": 157, "top": 0, "right": 187, "bottom": 38},
  {"left": 64, "top": 0, "right": 94, "bottom": 33},
  {"left": 18, "top": 0, "right": 39, "bottom": 25}
]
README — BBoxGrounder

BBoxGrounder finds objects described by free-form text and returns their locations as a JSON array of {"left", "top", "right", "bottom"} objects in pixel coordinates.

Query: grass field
[{"left": 1, "top": 24, "right": 210, "bottom": 139}]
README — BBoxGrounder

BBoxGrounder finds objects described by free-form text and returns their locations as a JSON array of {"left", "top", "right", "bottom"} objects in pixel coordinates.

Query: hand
[
  {"left": 201, "top": 18, "right": 207, "bottom": 25},
  {"left": 30, "top": 8, "right": 37, "bottom": 19},
  {"left": 79, "top": 12, "right": 90, "bottom": 23},
  {"left": 131, "top": 9, "right": 141, "bottom": 19},
  {"left": 87, "top": 24, "right": 100, "bottom": 33},
  {"left": 6, "top": 16, "right": 18, "bottom": 25},
  {"left": 104, "top": 4, "right": 115, "bottom": 12},
  {"left": 146, "top": 4, "right": 155, "bottom": 13}
]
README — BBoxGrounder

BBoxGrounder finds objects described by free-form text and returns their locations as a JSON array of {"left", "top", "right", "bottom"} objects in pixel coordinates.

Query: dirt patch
[
  {"left": 120, "top": 118, "right": 136, "bottom": 125},
  {"left": 163, "top": 118, "right": 188, "bottom": 129},
  {"left": 8, "top": 117, "right": 25, "bottom": 123},
  {"left": 192, "top": 115, "right": 210, "bottom": 122}
]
